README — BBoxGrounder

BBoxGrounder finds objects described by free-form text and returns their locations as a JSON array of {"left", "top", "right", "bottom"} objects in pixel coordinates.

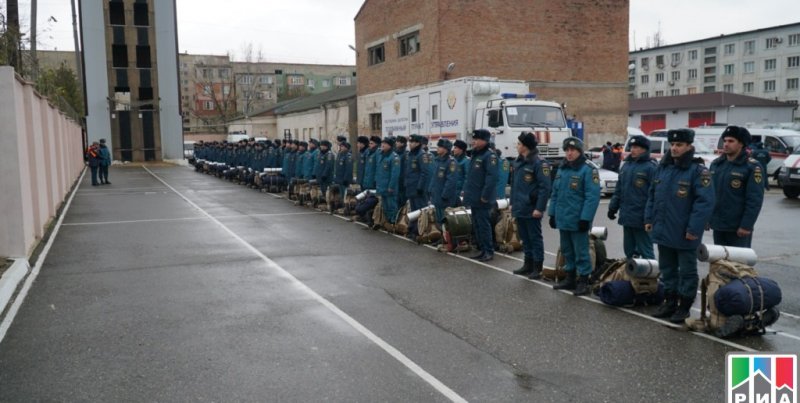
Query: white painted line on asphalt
[
  {"left": 145, "top": 167, "right": 467, "bottom": 403},
  {"left": 0, "top": 169, "right": 86, "bottom": 346},
  {"left": 77, "top": 186, "right": 167, "bottom": 192},
  {"left": 62, "top": 216, "right": 206, "bottom": 226},
  {"left": 214, "top": 212, "right": 321, "bottom": 219}
]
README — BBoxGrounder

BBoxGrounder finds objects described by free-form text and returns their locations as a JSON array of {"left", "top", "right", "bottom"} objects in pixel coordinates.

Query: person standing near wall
[
  {"left": 98, "top": 139, "right": 112, "bottom": 185},
  {"left": 85, "top": 142, "right": 102, "bottom": 186}
]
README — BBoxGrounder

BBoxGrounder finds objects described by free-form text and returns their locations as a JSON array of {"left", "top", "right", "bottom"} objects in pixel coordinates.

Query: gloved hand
[
  {"left": 607, "top": 210, "right": 617, "bottom": 220},
  {"left": 578, "top": 220, "right": 590, "bottom": 232},
  {"left": 549, "top": 216, "right": 557, "bottom": 229}
]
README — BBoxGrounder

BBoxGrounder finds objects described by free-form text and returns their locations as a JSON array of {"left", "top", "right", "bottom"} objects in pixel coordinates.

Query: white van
[
  {"left": 777, "top": 147, "right": 800, "bottom": 198},
  {"left": 623, "top": 134, "right": 716, "bottom": 166}
]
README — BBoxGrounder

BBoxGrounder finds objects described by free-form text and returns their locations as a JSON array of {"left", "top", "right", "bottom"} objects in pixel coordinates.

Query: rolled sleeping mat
[
  {"left": 263, "top": 168, "right": 282, "bottom": 173},
  {"left": 356, "top": 189, "right": 376, "bottom": 201},
  {"left": 626, "top": 258, "right": 660, "bottom": 279},
  {"left": 697, "top": 244, "right": 758, "bottom": 266},
  {"left": 237, "top": 166, "right": 245, "bottom": 170},
  {"left": 590, "top": 226, "right": 608, "bottom": 240},
  {"left": 496, "top": 198, "right": 510, "bottom": 210},
  {"left": 407, "top": 205, "right": 435, "bottom": 222}
]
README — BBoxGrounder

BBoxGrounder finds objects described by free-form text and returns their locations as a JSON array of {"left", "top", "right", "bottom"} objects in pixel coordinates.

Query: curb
[{"left": 0, "top": 259, "right": 31, "bottom": 316}]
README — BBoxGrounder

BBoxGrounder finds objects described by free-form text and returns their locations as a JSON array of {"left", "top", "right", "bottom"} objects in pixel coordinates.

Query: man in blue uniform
[
  {"left": 749, "top": 141, "right": 771, "bottom": 190},
  {"left": 295, "top": 141, "right": 308, "bottom": 180},
  {"left": 405, "top": 134, "right": 432, "bottom": 236},
  {"left": 305, "top": 139, "right": 320, "bottom": 179},
  {"left": 362, "top": 136, "right": 381, "bottom": 190},
  {"left": 428, "top": 139, "right": 459, "bottom": 224},
  {"left": 356, "top": 136, "right": 370, "bottom": 188},
  {"left": 452, "top": 140, "right": 470, "bottom": 199},
  {"left": 709, "top": 126, "right": 764, "bottom": 248},
  {"left": 316, "top": 140, "right": 335, "bottom": 197},
  {"left": 511, "top": 132, "right": 552, "bottom": 279},
  {"left": 333, "top": 141, "right": 354, "bottom": 210},
  {"left": 646, "top": 129, "right": 715, "bottom": 323},
  {"left": 395, "top": 135, "right": 409, "bottom": 207},
  {"left": 98, "top": 138, "right": 112, "bottom": 185},
  {"left": 463, "top": 129, "right": 498, "bottom": 262},
  {"left": 495, "top": 147, "right": 511, "bottom": 199},
  {"left": 608, "top": 135, "right": 657, "bottom": 259},
  {"left": 375, "top": 137, "right": 402, "bottom": 225},
  {"left": 548, "top": 137, "right": 601, "bottom": 295}
]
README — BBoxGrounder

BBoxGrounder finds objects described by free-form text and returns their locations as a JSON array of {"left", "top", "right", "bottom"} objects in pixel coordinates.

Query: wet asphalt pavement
[{"left": 0, "top": 165, "right": 798, "bottom": 402}]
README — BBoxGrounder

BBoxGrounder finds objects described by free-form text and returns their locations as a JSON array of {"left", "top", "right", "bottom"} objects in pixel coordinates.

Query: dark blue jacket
[
  {"left": 510, "top": 152, "right": 551, "bottom": 218},
  {"left": 357, "top": 148, "right": 368, "bottom": 187},
  {"left": 645, "top": 149, "right": 715, "bottom": 250},
  {"left": 315, "top": 149, "right": 335, "bottom": 183},
  {"left": 609, "top": 152, "right": 657, "bottom": 228},
  {"left": 285, "top": 150, "right": 297, "bottom": 178},
  {"left": 428, "top": 154, "right": 459, "bottom": 208},
  {"left": 709, "top": 152, "right": 764, "bottom": 231},
  {"left": 99, "top": 145, "right": 112, "bottom": 166},
  {"left": 374, "top": 150, "right": 401, "bottom": 194},
  {"left": 463, "top": 147, "right": 498, "bottom": 208},
  {"left": 496, "top": 156, "right": 511, "bottom": 199},
  {"left": 404, "top": 147, "right": 432, "bottom": 199},
  {"left": 454, "top": 154, "right": 470, "bottom": 193},
  {"left": 547, "top": 156, "right": 600, "bottom": 231},
  {"left": 305, "top": 148, "right": 319, "bottom": 179},
  {"left": 334, "top": 150, "right": 354, "bottom": 186},
  {"left": 295, "top": 150, "right": 307, "bottom": 179},
  {"left": 396, "top": 147, "right": 408, "bottom": 194},
  {"left": 363, "top": 147, "right": 379, "bottom": 189}
]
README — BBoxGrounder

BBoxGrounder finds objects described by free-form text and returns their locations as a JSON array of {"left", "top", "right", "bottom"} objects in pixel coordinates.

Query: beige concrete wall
[
  {"left": 0, "top": 67, "right": 84, "bottom": 258},
  {"left": 277, "top": 102, "right": 351, "bottom": 142}
]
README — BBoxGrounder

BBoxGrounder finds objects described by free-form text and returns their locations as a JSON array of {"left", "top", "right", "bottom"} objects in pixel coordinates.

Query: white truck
[{"left": 381, "top": 76, "right": 572, "bottom": 159}]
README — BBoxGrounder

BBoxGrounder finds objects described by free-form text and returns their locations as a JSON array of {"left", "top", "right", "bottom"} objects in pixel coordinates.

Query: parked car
[
  {"left": 621, "top": 135, "right": 715, "bottom": 167},
  {"left": 777, "top": 146, "right": 800, "bottom": 199},
  {"left": 586, "top": 160, "right": 618, "bottom": 197}
]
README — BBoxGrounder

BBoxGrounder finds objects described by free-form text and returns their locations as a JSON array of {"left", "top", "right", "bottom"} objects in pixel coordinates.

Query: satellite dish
[{"left": 446, "top": 62, "right": 456, "bottom": 73}]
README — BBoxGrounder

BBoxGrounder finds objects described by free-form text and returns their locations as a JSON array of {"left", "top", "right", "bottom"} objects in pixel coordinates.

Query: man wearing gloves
[
  {"left": 645, "top": 129, "right": 715, "bottom": 323},
  {"left": 607, "top": 135, "right": 657, "bottom": 259},
  {"left": 511, "top": 132, "right": 552, "bottom": 280},
  {"left": 548, "top": 137, "right": 601, "bottom": 296}
]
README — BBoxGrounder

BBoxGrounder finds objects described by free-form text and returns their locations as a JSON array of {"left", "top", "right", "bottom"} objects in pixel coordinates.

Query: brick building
[{"left": 354, "top": 0, "right": 629, "bottom": 145}]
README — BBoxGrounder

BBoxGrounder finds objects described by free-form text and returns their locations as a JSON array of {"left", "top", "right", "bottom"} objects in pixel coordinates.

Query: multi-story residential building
[
  {"left": 629, "top": 22, "right": 800, "bottom": 105},
  {"left": 79, "top": 0, "right": 182, "bottom": 161},
  {"left": 354, "top": 0, "right": 630, "bottom": 143},
  {"left": 178, "top": 54, "right": 356, "bottom": 134}
]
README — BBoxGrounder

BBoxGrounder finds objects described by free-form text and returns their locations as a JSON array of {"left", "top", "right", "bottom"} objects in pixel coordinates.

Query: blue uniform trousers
[
  {"left": 434, "top": 207, "right": 446, "bottom": 226},
  {"left": 90, "top": 165, "right": 99, "bottom": 185},
  {"left": 516, "top": 217, "right": 544, "bottom": 262},
  {"left": 99, "top": 165, "right": 109, "bottom": 183},
  {"left": 623, "top": 226, "right": 655, "bottom": 259},
  {"left": 380, "top": 192, "right": 399, "bottom": 224},
  {"left": 713, "top": 230, "right": 752, "bottom": 248},
  {"left": 472, "top": 207, "right": 493, "bottom": 256},
  {"left": 657, "top": 244, "right": 698, "bottom": 299},
  {"left": 559, "top": 230, "right": 591, "bottom": 276}
]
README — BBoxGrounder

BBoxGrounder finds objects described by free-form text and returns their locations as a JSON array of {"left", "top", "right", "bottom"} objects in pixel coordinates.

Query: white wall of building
[
  {"left": 277, "top": 101, "right": 350, "bottom": 141},
  {"left": 154, "top": 0, "right": 183, "bottom": 160},
  {"left": 79, "top": 0, "right": 112, "bottom": 151},
  {"left": 356, "top": 90, "right": 396, "bottom": 135},
  {"left": 227, "top": 116, "right": 278, "bottom": 139}
]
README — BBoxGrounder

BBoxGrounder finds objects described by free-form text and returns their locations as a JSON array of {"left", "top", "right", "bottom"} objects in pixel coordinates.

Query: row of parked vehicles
[{"left": 621, "top": 125, "right": 800, "bottom": 199}]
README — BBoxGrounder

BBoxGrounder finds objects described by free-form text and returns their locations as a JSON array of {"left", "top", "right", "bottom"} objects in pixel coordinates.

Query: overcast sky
[{"left": 13, "top": 0, "right": 800, "bottom": 65}]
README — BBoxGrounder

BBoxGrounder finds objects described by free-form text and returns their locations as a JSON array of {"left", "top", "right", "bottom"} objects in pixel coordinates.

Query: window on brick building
[
  {"left": 109, "top": 1, "right": 125, "bottom": 25},
  {"left": 368, "top": 44, "right": 385, "bottom": 66},
  {"left": 723, "top": 84, "right": 734, "bottom": 93},
  {"left": 788, "top": 78, "right": 799, "bottom": 90},
  {"left": 765, "top": 59, "right": 776, "bottom": 71},
  {"left": 688, "top": 50, "right": 698, "bottom": 61},
  {"left": 688, "top": 69, "right": 697, "bottom": 80},
  {"left": 399, "top": 32, "right": 420, "bottom": 57},
  {"left": 788, "top": 56, "right": 800, "bottom": 68},
  {"left": 671, "top": 71, "right": 680, "bottom": 81},
  {"left": 723, "top": 64, "right": 734, "bottom": 75},
  {"left": 136, "top": 45, "right": 151, "bottom": 68},
  {"left": 687, "top": 87, "right": 697, "bottom": 94},
  {"left": 655, "top": 73, "right": 664, "bottom": 82},
  {"left": 671, "top": 52, "right": 681, "bottom": 65},
  {"left": 744, "top": 40, "right": 755, "bottom": 55},
  {"left": 655, "top": 90, "right": 664, "bottom": 97},
  {"left": 322, "top": 79, "right": 330, "bottom": 88},
  {"left": 790, "top": 34, "right": 800, "bottom": 46},
  {"left": 369, "top": 113, "right": 382, "bottom": 132},
  {"left": 703, "top": 86, "right": 716, "bottom": 93},
  {"left": 112, "top": 45, "right": 128, "bottom": 67},
  {"left": 641, "top": 75, "right": 649, "bottom": 84},
  {"left": 764, "top": 80, "right": 776, "bottom": 92},
  {"left": 724, "top": 44, "right": 735, "bottom": 55},
  {"left": 640, "top": 92, "right": 649, "bottom": 98},
  {"left": 133, "top": 3, "right": 149, "bottom": 26},
  {"left": 204, "top": 101, "right": 215, "bottom": 110},
  {"left": 288, "top": 76, "right": 304, "bottom": 86},
  {"left": 766, "top": 37, "right": 779, "bottom": 49},
  {"left": 744, "top": 61, "right": 755, "bottom": 73},
  {"left": 743, "top": 82, "right": 754, "bottom": 93},
  {"left": 655, "top": 55, "right": 664, "bottom": 67},
  {"left": 670, "top": 89, "right": 680, "bottom": 96}
]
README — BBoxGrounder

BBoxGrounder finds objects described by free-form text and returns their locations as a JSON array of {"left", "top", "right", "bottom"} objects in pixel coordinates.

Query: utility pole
[
  {"left": 70, "top": 0, "right": 83, "bottom": 89},
  {"left": 30, "top": 0, "right": 37, "bottom": 81}
]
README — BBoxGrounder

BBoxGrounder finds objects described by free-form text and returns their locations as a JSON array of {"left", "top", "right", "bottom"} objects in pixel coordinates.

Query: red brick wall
[{"left": 355, "top": 0, "right": 630, "bottom": 141}]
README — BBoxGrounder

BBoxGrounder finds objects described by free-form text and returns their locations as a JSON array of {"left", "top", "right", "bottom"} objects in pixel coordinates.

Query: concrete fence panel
[{"left": 0, "top": 67, "right": 84, "bottom": 258}]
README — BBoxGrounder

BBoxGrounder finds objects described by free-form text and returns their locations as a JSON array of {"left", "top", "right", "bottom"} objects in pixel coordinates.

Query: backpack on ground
[
  {"left": 591, "top": 258, "right": 663, "bottom": 307},
  {"left": 494, "top": 209, "right": 522, "bottom": 253},
  {"left": 687, "top": 260, "right": 781, "bottom": 338},
  {"left": 391, "top": 202, "right": 410, "bottom": 235},
  {"left": 543, "top": 235, "right": 606, "bottom": 281},
  {"left": 440, "top": 207, "right": 472, "bottom": 253},
  {"left": 371, "top": 197, "right": 386, "bottom": 228},
  {"left": 416, "top": 208, "right": 442, "bottom": 244}
]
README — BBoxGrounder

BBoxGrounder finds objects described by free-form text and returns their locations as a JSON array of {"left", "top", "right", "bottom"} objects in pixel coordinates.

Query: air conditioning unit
[
  {"left": 668, "top": 81, "right": 675, "bottom": 86},
  {"left": 776, "top": 37, "right": 783, "bottom": 44},
  {"left": 657, "top": 64, "right": 665, "bottom": 69}
]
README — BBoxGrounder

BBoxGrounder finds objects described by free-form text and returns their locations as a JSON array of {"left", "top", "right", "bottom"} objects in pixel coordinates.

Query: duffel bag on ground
[
  {"left": 715, "top": 276, "right": 782, "bottom": 317},
  {"left": 598, "top": 280, "right": 665, "bottom": 307}
]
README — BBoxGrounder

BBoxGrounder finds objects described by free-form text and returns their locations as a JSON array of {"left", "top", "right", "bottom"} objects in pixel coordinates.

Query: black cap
[
  {"left": 437, "top": 138, "right": 452, "bottom": 150},
  {"left": 454, "top": 139, "right": 468, "bottom": 151},
  {"left": 518, "top": 132, "right": 538, "bottom": 150},
  {"left": 382, "top": 137, "right": 396, "bottom": 147},
  {"left": 369, "top": 135, "right": 382, "bottom": 144},
  {"left": 472, "top": 129, "right": 491, "bottom": 141},
  {"left": 667, "top": 129, "right": 695, "bottom": 144},
  {"left": 721, "top": 125, "right": 751, "bottom": 145},
  {"left": 341, "top": 142, "right": 351, "bottom": 149},
  {"left": 357, "top": 136, "right": 369, "bottom": 146},
  {"left": 320, "top": 140, "right": 332, "bottom": 148},
  {"left": 628, "top": 135, "right": 650, "bottom": 150},
  {"left": 336, "top": 135, "right": 347, "bottom": 143},
  {"left": 395, "top": 135, "right": 407, "bottom": 144}
]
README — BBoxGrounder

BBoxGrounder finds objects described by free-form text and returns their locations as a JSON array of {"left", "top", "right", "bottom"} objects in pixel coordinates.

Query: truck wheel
[{"left": 784, "top": 187, "right": 800, "bottom": 199}]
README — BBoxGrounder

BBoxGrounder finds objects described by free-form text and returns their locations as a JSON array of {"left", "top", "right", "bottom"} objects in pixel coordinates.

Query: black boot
[
  {"left": 553, "top": 271, "right": 576, "bottom": 290},
  {"left": 513, "top": 256, "right": 533, "bottom": 275},
  {"left": 573, "top": 275, "right": 590, "bottom": 296},
  {"left": 527, "top": 261, "right": 543, "bottom": 280},
  {"left": 652, "top": 293, "right": 678, "bottom": 318},
  {"left": 669, "top": 297, "right": 695, "bottom": 324}
]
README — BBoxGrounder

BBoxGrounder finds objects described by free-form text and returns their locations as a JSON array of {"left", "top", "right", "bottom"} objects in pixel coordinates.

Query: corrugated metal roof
[
  {"left": 629, "top": 92, "right": 795, "bottom": 112},
  {"left": 275, "top": 86, "right": 356, "bottom": 115}
]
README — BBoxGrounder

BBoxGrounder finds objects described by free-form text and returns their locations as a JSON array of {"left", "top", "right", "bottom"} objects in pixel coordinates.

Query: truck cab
[{"left": 474, "top": 93, "right": 571, "bottom": 159}]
